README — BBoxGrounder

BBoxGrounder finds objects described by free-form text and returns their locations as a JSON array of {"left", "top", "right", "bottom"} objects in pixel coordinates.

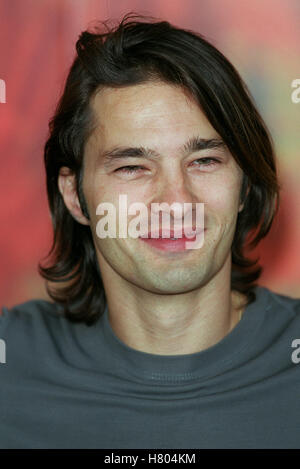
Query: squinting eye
[
  {"left": 115, "top": 165, "right": 145, "bottom": 174},
  {"left": 115, "top": 158, "right": 219, "bottom": 175},
  {"left": 192, "top": 157, "right": 219, "bottom": 168}
]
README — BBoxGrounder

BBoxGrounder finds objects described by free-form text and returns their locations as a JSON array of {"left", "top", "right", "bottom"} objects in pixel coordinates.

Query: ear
[
  {"left": 58, "top": 166, "right": 90, "bottom": 225},
  {"left": 238, "top": 184, "right": 250, "bottom": 213}
]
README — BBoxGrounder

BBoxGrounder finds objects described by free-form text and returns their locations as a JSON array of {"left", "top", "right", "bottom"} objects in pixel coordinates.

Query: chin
[{"left": 136, "top": 274, "right": 205, "bottom": 295}]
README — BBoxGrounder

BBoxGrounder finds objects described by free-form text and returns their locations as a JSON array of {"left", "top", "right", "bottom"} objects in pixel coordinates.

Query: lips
[
  {"left": 140, "top": 227, "right": 203, "bottom": 239},
  {"left": 138, "top": 227, "right": 205, "bottom": 252}
]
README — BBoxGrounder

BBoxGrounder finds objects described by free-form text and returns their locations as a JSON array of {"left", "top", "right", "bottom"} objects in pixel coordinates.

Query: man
[{"left": 1, "top": 13, "right": 299, "bottom": 449}]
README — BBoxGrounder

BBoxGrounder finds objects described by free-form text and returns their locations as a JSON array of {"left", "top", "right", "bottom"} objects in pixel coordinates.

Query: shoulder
[
  {"left": 0, "top": 299, "right": 83, "bottom": 368},
  {"left": 261, "top": 286, "right": 300, "bottom": 317},
  {"left": 238, "top": 285, "right": 300, "bottom": 320},
  {"left": 237, "top": 285, "right": 300, "bottom": 333},
  {"left": 0, "top": 298, "right": 65, "bottom": 340},
  {"left": 254, "top": 286, "right": 300, "bottom": 349},
  {"left": 1, "top": 298, "right": 63, "bottom": 321}
]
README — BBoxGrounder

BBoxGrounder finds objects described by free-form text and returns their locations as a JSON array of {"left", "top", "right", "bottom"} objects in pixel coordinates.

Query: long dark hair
[{"left": 39, "top": 12, "right": 281, "bottom": 325}]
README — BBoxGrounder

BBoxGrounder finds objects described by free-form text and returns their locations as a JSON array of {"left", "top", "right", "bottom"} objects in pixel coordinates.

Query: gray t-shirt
[{"left": 0, "top": 285, "right": 300, "bottom": 449}]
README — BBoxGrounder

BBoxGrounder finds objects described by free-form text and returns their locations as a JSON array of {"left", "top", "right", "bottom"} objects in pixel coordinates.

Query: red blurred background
[{"left": 0, "top": 0, "right": 299, "bottom": 308}]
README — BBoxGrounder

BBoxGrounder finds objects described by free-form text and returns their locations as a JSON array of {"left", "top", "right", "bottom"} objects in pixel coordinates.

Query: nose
[{"left": 151, "top": 168, "right": 198, "bottom": 222}]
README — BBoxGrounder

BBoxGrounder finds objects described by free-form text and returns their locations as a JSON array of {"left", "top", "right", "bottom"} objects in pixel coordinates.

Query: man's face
[{"left": 82, "top": 81, "right": 244, "bottom": 294}]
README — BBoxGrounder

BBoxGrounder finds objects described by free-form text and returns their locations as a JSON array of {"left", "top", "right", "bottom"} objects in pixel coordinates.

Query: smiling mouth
[
  {"left": 140, "top": 227, "right": 204, "bottom": 239},
  {"left": 138, "top": 229, "right": 205, "bottom": 252}
]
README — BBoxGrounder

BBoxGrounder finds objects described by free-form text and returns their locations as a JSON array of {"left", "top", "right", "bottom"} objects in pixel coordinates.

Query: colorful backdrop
[{"left": 0, "top": 0, "right": 299, "bottom": 308}]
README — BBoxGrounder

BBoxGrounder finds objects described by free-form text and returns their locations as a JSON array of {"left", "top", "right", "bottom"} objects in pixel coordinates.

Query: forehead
[{"left": 89, "top": 81, "right": 218, "bottom": 143}]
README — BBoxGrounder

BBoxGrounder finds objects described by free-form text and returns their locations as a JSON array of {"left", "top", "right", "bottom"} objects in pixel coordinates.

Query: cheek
[
  {"left": 201, "top": 186, "right": 241, "bottom": 248},
  {"left": 208, "top": 187, "right": 240, "bottom": 210},
  {"left": 197, "top": 174, "right": 242, "bottom": 223},
  {"left": 82, "top": 173, "right": 107, "bottom": 226},
  {"left": 85, "top": 175, "right": 150, "bottom": 231}
]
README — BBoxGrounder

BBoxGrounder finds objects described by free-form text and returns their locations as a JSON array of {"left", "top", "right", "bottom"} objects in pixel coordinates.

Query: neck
[{"left": 99, "top": 254, "right": 247, "bottom": 356}]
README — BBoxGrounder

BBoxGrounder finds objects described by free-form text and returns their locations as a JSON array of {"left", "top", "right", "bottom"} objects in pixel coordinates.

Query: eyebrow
[{"left": 101, "top": 137, "right": 226, "bottom": 167}]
